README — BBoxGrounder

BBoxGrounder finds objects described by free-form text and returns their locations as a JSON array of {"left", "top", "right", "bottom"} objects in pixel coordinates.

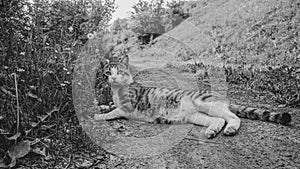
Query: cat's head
[{"left": 103, "top": 55, "right": 133, "bottom": 87}]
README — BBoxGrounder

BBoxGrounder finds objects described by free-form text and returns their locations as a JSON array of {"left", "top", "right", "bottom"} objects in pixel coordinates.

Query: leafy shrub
[{"left": 0, "top": 0, "right": 115, "bottom": 167}]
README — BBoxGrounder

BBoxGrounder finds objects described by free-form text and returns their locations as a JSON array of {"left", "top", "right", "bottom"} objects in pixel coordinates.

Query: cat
[{"left": 94, "top": 55, "right": 292, "bottom": 138}]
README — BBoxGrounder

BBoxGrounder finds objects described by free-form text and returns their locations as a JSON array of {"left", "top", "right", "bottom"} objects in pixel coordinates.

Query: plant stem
[{"left": 14, "top": 73, "right": 20, "bottom": 135}]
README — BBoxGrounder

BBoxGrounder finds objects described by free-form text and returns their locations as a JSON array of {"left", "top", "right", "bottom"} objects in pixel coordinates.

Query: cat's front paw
[{"left": 94, "top": 114, "right": 106, "bottom": 121}]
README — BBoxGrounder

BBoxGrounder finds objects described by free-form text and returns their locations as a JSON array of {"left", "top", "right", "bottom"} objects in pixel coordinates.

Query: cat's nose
[{"left": 111, "top": 77, "right": 116, "bottom": 80}]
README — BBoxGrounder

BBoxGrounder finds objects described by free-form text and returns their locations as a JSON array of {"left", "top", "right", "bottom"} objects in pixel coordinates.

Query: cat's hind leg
[
  {"left": 193, "top": 100, "right": 241, "bottom": 136},
  {"left": 186, "top": 112, "right": 226, "bottom": 138}
]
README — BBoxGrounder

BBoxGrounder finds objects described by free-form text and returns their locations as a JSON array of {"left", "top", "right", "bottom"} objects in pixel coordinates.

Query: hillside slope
[{"left": 132, "top": 0, "right": 299, "bottom": 66}]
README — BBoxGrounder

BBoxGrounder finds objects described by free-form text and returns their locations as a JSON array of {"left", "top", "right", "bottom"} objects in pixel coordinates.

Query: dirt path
[{"left": 105, "top": 54, "right": 300, "bottom": 169}]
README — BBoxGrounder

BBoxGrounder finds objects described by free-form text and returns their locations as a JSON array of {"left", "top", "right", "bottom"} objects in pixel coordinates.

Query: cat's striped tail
[{"left": 229, "top": 104, "right": 292, "bottom": 125}]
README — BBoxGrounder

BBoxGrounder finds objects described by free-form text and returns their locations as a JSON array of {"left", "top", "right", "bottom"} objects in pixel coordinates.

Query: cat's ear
[{"left": 120, "top": 55, "right": 129, "bottom": 66}]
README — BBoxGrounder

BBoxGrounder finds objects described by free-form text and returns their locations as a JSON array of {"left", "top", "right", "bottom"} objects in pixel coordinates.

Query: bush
[{"left": 0, "top": 0, "right": 115, "bottom": 167}]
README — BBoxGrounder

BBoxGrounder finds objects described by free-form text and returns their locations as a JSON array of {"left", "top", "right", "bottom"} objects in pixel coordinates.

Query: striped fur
[
  {"left": 94, "top": 56, "right": 292, "bottom": 138},
  {"left": 229, "top": 104, "right": 291, "bottom": 125}
]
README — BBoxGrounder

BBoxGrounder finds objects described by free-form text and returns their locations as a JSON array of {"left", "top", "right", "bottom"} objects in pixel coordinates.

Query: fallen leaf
[
  {"left": 5, "top": 140, "right": 31, "bottom": 168},
  {"left": 8, "top": 140, "right": 31, "bottom": 159}
]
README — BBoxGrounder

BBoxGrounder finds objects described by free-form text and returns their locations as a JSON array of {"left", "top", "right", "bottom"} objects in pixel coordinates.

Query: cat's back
[{"left": 127, "top": 82, "right": 210, "bottom": 123}]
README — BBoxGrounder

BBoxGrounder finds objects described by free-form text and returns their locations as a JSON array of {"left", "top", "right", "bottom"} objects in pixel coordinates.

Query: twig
[{"left": 14, "top": 73, "right": 20, "bottom": 136}]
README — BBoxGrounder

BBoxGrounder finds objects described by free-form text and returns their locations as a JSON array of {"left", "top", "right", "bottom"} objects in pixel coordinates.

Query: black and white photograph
[{"left": 0, "top": 0, "right": 299, "bottom": 168}]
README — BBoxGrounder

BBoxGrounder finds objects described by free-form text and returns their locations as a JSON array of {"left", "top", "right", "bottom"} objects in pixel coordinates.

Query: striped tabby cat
[{"left": 94, "top": 56, "right": 292, "bottom": 138}]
